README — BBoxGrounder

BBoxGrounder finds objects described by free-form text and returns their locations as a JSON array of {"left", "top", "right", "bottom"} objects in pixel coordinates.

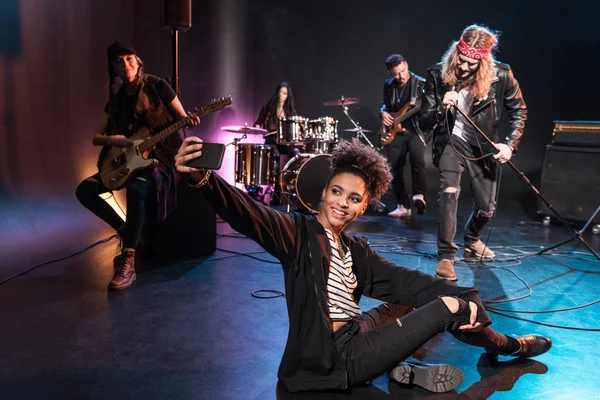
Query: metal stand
[
  {"left": 453, "top": 105, "right": 600, "bottom": 260},
  {"left": 171, "top": 27, "right": 180, "bottom": 96},
  {"left": 338, "top": 96, "right": 374, "bottom": 148},
  {"left": 228, "top": 125, "right": 248, "bottom": 184},
  {"left": 538, "top": 205, "right": 600, "bottom": 257}
]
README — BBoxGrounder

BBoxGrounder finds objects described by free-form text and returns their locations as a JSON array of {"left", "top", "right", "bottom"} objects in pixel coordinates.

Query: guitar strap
[{"left": 409, "top": 74, "right": 418, "bottom": 107}]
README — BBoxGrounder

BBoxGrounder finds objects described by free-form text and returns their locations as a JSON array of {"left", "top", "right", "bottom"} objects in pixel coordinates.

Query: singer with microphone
[{"left": 421, "top": 25, "right": 527, "bottom": 281}]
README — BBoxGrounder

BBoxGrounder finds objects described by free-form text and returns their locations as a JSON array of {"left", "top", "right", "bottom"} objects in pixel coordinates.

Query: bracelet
[{"left": 188, "top": 170, "right": 212, "bottom": 188}]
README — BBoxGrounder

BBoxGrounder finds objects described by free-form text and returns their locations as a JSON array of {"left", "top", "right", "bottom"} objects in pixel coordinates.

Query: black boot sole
[{"left": 391, "top": 363, "right": 464, "bottom": 393}]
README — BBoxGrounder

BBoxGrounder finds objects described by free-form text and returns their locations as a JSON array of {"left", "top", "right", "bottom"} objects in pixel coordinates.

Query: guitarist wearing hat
[
  {"left": 75, "top": 41, "right": 201, "bottom": 291},
  {"left": 380, "top": 54, "right": 428, "bottom": 219}
]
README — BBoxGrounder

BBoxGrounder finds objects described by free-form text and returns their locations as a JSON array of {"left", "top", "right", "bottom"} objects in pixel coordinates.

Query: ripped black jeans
[
  {"left": 334, "top": 298, "right": 508, "bottom": 386},
  {"left": 75, "top": 169, "right": 155, "bottom": 250},
  {"left": 437, "top": 138, "right": 498, "bottom": 260}
]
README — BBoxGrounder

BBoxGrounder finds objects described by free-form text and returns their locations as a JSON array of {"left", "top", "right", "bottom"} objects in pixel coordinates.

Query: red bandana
[{"left": 457, "top": 37, "right": 491, "bottom": 59}]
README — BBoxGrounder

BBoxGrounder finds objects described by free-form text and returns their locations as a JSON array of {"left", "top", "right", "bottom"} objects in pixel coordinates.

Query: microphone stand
[{"left": 452, "top": 104, "right": 600, "bottom": 260}]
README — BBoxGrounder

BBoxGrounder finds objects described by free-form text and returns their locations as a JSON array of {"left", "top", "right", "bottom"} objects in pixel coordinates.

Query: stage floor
[{"left": 0, "top": 197, "right": 599, "bottom": 399}]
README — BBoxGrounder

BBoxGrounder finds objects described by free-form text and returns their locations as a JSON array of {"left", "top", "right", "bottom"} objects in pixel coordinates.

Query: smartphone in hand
[{"left": 185, "top": 142, "right": 225, "bottom": 170}]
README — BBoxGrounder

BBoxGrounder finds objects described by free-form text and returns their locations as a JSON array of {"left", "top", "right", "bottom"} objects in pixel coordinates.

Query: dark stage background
[{"left": 0, "top": 0, "right": 599, "bottom": 272}]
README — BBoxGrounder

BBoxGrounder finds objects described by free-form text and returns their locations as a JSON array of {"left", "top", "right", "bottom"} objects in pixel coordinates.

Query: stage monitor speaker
[
  {"left": 164, "top": 0, "right": 192, "bottom": 31},
  {"left": 538, "top": 144, "right": 600, "bottom": 223}
]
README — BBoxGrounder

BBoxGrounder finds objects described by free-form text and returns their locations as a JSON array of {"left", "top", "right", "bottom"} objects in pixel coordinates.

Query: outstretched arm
[{"left": 175, "top": 137, "right": 301, "bottom": 264}]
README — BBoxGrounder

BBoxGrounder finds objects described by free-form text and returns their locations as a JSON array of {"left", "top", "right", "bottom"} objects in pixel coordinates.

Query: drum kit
[{"left": 222, "top": 96, "right": 371, "bottom": 213}]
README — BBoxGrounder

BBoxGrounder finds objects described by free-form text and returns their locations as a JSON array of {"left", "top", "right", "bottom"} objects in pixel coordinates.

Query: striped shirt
[{"left": 324, "top": 229, "right": 361, "bottom": 321}]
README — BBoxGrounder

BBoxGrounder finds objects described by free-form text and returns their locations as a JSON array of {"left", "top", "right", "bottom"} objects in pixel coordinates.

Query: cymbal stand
[{"left": 338, "top": 96, "right": 374, "bottom": 148}]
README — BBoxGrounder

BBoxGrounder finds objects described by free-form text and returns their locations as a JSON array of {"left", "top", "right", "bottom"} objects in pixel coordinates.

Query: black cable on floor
[
  {"left": 251, "top": 289, "right": 285, "bottom": 299},
  {"left": 0, "top": 234, "right": 118, "bottom": 286}
]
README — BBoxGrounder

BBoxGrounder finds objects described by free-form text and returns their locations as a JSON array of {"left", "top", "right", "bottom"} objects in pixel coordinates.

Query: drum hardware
[
  {"left": 343, "top": 128, "right": 373, "bottom": 133},
  {"left": 323, "top": 97, "right": 360, "bottom": 106},
  {"left": 221, "top": 124, "right": 269, "bottom": 135},
  {"left": 306, "top": 117, "right": 338, "bottom": 142},
  {"left": 235, "top": 143, "right": 278, "bottom": 186},
  {"left": 221, "top": 124, "right": 279, "bottom": 205},
  {"left": 278, "top": 116, "right": 308, "bottom": 145},
  {"left": 338, "top": 96, "right": 375, "bottom": 148}
]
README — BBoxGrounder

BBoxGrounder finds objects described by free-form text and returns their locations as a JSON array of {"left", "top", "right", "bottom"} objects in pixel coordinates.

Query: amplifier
[
  {"left": 552, "top": 120, "right": 600, "bottom": 147},
  {"left": 538, "top": 144, "right": 600, "bottom": 223}
]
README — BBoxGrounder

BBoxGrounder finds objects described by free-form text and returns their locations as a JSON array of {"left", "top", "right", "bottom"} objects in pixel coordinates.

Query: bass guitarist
[
  {"left": 380, "top": 54, "right": 428, "bottom": 218},
  {"left": 75, "top": 41, "right": 200, "bottom": 291}
]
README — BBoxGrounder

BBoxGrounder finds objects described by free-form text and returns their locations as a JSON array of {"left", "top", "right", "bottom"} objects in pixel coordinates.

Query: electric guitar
[
  {"left": 98, "top": 96, "right": 232, "bottom": 190},
  {"left": 379, "top": 103, "right": 421, "bottom": 146}
]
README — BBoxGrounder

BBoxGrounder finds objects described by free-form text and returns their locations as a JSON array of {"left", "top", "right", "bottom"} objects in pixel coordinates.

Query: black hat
[{"left": 107, "top": 40, "right": 137, "bottom": 63}]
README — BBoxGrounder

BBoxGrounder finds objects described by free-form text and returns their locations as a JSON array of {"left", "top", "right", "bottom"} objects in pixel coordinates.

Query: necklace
[{"left": 396, "top": 81, "right": 408, "bottom": 104}]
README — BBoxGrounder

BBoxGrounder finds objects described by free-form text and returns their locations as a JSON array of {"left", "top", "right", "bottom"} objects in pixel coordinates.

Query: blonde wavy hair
[{"left": 441, "top": 25, "right": 498, "bottom": 99}]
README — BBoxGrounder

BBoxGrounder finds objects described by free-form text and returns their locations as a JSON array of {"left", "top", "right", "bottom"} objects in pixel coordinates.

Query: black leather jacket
[
  {"left": 421, "top": 62, "right": 527, "bottom": 167},
  {"left": 380, "top": 72, "right": 426, "bottom": 139}
]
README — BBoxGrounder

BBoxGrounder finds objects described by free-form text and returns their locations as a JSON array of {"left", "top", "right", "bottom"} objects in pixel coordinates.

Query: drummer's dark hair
[
  {"left": 328, "top": 139, "right": 392, "bottom": 202},
  {"left": 265, "top": 81, "right": 297, "bottom": 128}
]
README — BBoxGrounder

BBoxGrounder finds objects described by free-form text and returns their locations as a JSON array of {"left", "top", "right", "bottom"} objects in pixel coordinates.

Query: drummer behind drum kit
[{"left": 223, "top": 96, "right": 371, "bottom": 213}]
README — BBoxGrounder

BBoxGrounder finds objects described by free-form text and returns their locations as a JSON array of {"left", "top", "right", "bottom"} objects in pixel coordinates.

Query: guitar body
[
  {"left": 379, "top": 103, "right": 422, "bottom": 146},
  {"left": 97, "top": 96, "right": 233, "bottom": 191},
  {"left": 99, "top": 127, "right": 158, "bottom": 191}
]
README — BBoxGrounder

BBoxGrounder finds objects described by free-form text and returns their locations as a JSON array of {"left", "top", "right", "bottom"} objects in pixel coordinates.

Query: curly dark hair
[{"left": 327, "top": 139, "right": 392, "bottom": 202}]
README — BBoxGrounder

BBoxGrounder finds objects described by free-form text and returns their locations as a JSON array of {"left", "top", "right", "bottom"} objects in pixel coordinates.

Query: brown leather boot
[
  {"left": 108, "top": 251, "right": 136, "bottom": 290},
  {"left": 485, "top": 334, "right": 552, "bottom": 362},
  {"left": 464, "top": 240, "right": 496, "bottom": 258},
  {"left": 436, "top": 259, "right": 457, "bottom": 281}
]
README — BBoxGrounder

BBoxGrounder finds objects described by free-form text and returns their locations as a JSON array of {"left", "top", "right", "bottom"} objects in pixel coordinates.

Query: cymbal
[
  {"left": 343, "top": 128, "right": 372, "bottom": 133},
  {"left": 323, "top": 97, "right": 360, "bottom": 106},
  {"left": 220, "top": 125, "right": 268, "bottom": 135}
]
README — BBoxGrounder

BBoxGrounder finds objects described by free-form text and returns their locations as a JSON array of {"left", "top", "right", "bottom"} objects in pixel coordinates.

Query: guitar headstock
[{"left": 200, "top": 96, "right": 233, "bottom": 115}]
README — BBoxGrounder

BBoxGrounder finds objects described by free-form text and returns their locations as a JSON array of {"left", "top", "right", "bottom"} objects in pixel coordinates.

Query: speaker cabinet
[
  {"left": 164, "top": 0, "right": 192, "bottom": 30},
  {"left": 538, "top": 145, "right": 600, "bottom": 223},
  {"left": 144, "top": 179, "right": 216, "bottom": 258}
]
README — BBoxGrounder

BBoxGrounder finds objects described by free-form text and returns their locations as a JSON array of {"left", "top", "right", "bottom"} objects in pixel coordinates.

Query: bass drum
[{"left": 280, "top": 154, "right": 332, "bottom": 213}]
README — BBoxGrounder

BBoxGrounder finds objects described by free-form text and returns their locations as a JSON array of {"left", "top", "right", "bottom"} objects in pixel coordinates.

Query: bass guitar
[
  {"left": 379, "top": 103, "right": 421, "bottom": 146},
  {"left": 98, "top": 96, "right": 232, "bottom": 190}
]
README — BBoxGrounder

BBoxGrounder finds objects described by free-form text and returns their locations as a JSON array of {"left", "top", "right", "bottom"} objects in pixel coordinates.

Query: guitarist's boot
[
  {"left": 109, "top": 249, "right": 137, "bottom": 290},
  {"left": 413, "top": 194, "right": 426, "bottom": 215}
]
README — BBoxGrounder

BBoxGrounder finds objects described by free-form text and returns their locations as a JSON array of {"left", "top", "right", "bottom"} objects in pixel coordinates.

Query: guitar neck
[
  {"left": 137, "top": 110, "right": 202, "bottom": 153},
  {"left": 394, "top": 105, "right": 421, "bottom": 125}
]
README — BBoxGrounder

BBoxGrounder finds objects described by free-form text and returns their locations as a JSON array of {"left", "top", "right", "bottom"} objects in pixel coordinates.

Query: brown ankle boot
[
  {"left": 108, "top": 251, "right": 136, "bottom": 290},
  {"left": 436, "top": 259, "right": 457, "bottom": 281},
  {"left": 464, "top": 240, "right": 495, "bottom": 258}
]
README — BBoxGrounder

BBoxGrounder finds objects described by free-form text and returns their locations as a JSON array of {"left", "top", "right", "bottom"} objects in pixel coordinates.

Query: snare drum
[
  {"left": 278, "top": 116, "right": 307, "bottom": 145},
  {"left": 306, "top": 117, "right": 338, "bottom": 142},
  {"left": 280, "top": 153, "right": 332, "bottom": 213},
  {"left": 235, "top": 144, "right": 279, "bottom": 186}
]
